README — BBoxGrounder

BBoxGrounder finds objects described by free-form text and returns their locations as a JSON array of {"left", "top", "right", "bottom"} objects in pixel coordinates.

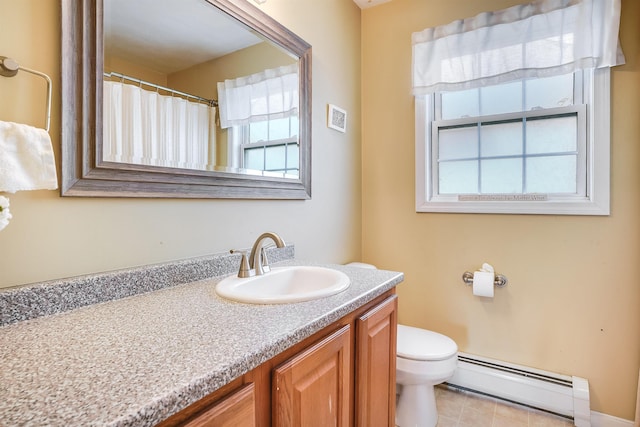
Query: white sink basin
[{"left": 215, "top": 266, "right": 350, "bottom": 304}]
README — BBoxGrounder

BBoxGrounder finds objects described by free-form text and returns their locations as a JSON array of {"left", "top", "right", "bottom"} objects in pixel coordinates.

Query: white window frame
[
  {"left": 241, "top": 137, "right": 299, "bottom": 175},
  {"left": 415, "top": 68, "right": 611, "bottom": 215},
  {"left": 230, "top": 118, "right": 300, "bottom": 177}
]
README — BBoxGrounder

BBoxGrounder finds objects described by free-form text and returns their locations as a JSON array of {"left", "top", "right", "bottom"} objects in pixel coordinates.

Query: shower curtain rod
[{"left": 103, "top": 71, "right": 218, "bottom": 107}]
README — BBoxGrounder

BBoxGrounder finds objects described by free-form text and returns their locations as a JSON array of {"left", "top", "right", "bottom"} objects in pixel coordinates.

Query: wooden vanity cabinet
[
  {"left": 182, "top": 383, "right": 256, "bottom": 427},
  {"left": 158, "top": 290, "right": 397, "bottom": 427},
  {"left": 273, "top": 325, "right": 352, "bottom": 426},
  {"left": 355, "top": 294, "right": 397, "bottom": 427}
]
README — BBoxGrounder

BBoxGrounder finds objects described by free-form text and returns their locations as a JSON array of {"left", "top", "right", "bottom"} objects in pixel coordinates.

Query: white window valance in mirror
[
  {"left": 218, "top": 63, "right": 299, "bottom": 129},
  {"left": 412, "top": 0, "right": 625, "bottom": 94}
]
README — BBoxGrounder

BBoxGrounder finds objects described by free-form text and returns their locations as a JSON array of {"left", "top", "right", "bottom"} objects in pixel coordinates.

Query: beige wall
[
  {"left": 169, "top": 41, "right": 295, "bottom": 101},
  {"left": 169, "top": 41, "right": 296, "bottom": 165},
  {"left": 104, "top": 56, "right": 168, "bottom": 87},
  {"left": 361, "top": 0, "right": 640, "bottom": 420},
  {"left": 0, "top": 0, "right": 362, "bottom": 287}
]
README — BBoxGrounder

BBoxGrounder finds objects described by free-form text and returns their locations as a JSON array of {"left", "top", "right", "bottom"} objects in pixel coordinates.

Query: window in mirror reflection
[
  {"left": 218, "top": 64, "right": 299, "bottom": 177},
  {"left": 238, "top": 115, "right": 299, "bottom": 176}
]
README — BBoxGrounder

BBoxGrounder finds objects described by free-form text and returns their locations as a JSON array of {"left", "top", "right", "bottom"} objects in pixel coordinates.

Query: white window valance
[
  {"left": 412, "top": 0, "right": 625, "bottom": 94},
  {"left": 217, "top": 63, "right": 299, "bottom": 129}
]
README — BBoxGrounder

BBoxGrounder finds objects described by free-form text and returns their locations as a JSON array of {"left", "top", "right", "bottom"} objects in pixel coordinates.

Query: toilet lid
[{"left": 397, "top": 324, "right": 457, "bottom": 361}]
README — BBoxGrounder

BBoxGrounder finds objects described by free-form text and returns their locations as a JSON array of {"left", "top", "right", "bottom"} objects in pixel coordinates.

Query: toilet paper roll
[{"left": 473, "top": 271, "right": 494, "bottom": 297}]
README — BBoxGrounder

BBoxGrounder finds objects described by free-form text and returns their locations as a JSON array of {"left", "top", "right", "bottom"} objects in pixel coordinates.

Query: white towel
[{"left": 0, "top": 120, "right": 58, "bottom": 193}]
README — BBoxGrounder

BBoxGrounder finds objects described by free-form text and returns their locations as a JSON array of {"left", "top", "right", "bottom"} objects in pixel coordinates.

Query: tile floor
[{"left": 434, "top": 385, "right": 575, "bottom": 427}]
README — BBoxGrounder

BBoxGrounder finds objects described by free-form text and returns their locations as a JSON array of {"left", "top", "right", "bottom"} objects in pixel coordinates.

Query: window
[
  {"left": 412, "top": 0, "right": 624, "bottom": 215},
  {"left": 236, "top": 116, "right": 299, "bottom": 177},
  {"left": 416, "top": 68, "right": 611, "bottom": 215},
  {"left": 217, "top": 63, "right": 300, "bottom": 178}
]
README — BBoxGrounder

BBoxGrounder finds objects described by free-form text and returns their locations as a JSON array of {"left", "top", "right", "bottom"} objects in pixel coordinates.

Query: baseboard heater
[{"left": 447, "top": 352, "right": 591, "bottom": 427}]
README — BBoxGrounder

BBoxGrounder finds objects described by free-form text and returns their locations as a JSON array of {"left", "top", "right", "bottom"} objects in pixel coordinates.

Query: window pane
[
  {"left": 439, "top": 160, "right": 478, "bottom": 194},
  {"left": 265, "top": 145, "right": 286, "bottom": 171},
  {"left": 249, "top": 121, "right": 268, "bottom": 143},
  {"left": 439, "top": 126, "right": 478, "bottom": 160},
  {"left": 441, "top": 88, "right": 479, "bottom": 119},
  {"left": 480, "top": 81, "right": 522, "bottom": 115},
  {"left": 525, "top": 74, "right": 574, "bottom": 110},
  {"left": 288, "top": 143, "right": 299, "bottom": 169},
  {"left": 481, "top": 121, "right": 522, "bottom": 157},
  {"left": 244, "top": 147, "right": 264, "bottom": 170},
  {"left": 269, "top": 117, "right": 290, "bottom": 141},
  {"left": 526, "top": 115, "right": 577, "bottom": 155},
  {"left": 481, "top": 158, "right": 522, "bottom": 193},
  {"left": 526, "top": 155, "right": 577, "bottom": 193},
  {"left": 290, "top": 115, "right": 299, "bottom": 138}
]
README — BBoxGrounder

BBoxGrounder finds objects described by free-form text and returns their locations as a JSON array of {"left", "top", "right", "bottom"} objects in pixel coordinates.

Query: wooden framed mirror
[{"left": 61, "top": 0, "right": 311, "bottom": 199}]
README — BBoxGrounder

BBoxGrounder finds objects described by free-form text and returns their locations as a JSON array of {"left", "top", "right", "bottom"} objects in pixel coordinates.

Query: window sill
[{"left": 416, "top": 196, "right": 610, "bottom": 215}]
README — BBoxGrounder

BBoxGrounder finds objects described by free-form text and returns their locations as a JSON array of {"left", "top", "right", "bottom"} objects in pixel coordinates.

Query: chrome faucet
[
  {"left": 249, "top": 232, "right": 286, "bottom": 276},
  {"left": 231, "top": 232, "right": 286, "bottom": 278}
]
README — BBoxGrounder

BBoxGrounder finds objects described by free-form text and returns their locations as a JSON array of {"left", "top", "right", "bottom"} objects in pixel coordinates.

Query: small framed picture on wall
[{"left": 327, "top": 104, "right": 347, "bottom": 133}]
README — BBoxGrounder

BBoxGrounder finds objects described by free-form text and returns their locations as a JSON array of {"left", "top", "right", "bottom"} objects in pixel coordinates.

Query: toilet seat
[{"left": 397, "top": 324, "right": 457, "bottom": 361}]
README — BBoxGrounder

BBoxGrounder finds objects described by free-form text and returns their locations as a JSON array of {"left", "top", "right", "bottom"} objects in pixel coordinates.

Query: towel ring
[{"left": 0, "top": 56, "right": 52, "bottom": 132}]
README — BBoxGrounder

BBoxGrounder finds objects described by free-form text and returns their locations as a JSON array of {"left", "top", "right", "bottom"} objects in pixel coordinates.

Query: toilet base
[{"left": 396, "top": 383, "right": 438, "bottom": 427}]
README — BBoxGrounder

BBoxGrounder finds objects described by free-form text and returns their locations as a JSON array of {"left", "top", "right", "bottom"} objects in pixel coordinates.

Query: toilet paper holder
[{"left": 462, "top": 271, "right": 508, "bottom": 287}]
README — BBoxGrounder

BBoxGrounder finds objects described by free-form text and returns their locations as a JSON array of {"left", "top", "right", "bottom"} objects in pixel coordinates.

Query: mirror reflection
[{"left": 103, "top": 0, "right": 300, "bottom": 179}]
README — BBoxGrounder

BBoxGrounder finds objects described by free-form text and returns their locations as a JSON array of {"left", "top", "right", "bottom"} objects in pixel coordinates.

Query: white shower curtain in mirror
[{"left": 103, "top": 81, "right": 216, "bottom": 170}]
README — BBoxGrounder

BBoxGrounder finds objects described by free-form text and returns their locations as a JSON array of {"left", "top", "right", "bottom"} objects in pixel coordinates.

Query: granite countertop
[{"left": 0, "top": 259, "right": 403, "bottom": 426}]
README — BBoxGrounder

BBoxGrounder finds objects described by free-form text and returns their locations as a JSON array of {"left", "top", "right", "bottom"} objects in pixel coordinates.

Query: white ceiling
[
  {"left": 104, "top": 0, "right": 262, "bottom": 74},
  {"left": 352, "top": 0, "right": 393, "bottom": 9},
  {"left": 104, "top": 0, "right": 393, "bottom": 76}
]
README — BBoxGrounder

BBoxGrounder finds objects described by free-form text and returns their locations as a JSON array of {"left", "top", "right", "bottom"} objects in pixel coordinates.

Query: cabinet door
[
  {"left": 273, "top": 325, "right": 351, "bottom": 427},
  {"left": 355, "top": 295, "right": 398, "bottom": 427},
  {"left": 183, "top": 383, "right": 255, "bottom": 427}
]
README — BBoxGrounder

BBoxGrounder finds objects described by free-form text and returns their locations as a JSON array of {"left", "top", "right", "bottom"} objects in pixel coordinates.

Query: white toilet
[{"left": 396, "top": 324, "right": 458, "bottom": 427}]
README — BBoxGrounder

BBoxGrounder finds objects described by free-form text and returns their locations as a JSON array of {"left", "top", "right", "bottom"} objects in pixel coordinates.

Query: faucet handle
[
  {"left": 260, "top": 247, "right": 271, "bottom": 274},
  {"left": 230, "top": 249, "right": 253, "bottom": 278}
]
